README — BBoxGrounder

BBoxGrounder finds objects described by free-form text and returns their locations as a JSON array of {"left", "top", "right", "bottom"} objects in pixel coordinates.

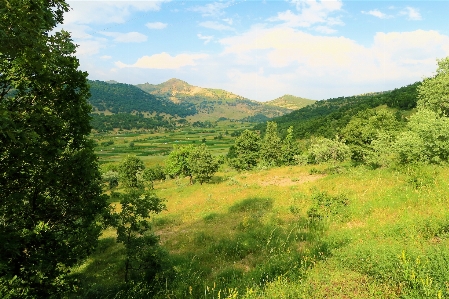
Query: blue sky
[{"left": 63, "top": 0, "right": 449, "bottom": 101}]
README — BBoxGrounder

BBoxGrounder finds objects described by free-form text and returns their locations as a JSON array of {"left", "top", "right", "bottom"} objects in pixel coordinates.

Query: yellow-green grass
[{"left": 79, "top": 130, "right": 449, "bottom": 298}]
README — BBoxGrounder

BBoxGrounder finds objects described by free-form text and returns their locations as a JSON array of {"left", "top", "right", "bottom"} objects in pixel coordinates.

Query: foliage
[
  {"left": 110, "top": 189, "right": 166, "bottom": 283},
  {"left": 118, "top": 156, "right": 145, "bottom": 189},
  {"left": 394, "top": 109, "right": 449, "bottom": 164},
  {"left": 90, "top": 113, "right": 176, "bottom": 132},
  {"left": 256, "top": 82, "right": 420, "bottom": 139},
  {"left": 0, "top": 1, "right": 107, "bottom": 297},
  {"left": 341, "top": 108, "right": 404, "bottom": 162},
  {"left": 88, "top": 80, "right": 197, "bottom": 117},
  {"left": 102, "top": 170, "right": 119, "bottom": 189},
  {"left": 260, "top": 121, "right": 282, "bottom": 166},
  {"left": 165, "top": 145, "right": 194, "bottom": 183},
  {"left": 142, "top": 165, "right": 166, "bottom": 189},
  {"left": 308, "top": 137, "right": 351, "bottom": 164},
  {"left": 187, "top": 144, "right": 219, "bottom": 184},
  {"left": 229, "top": 130, "right": 261, "bottom": 170},
  {"left": 417, "top": 57, "right": 449, "bottom": 116},
  {"left": 280, "top": 126, "right": 300, "bottom": 165}
]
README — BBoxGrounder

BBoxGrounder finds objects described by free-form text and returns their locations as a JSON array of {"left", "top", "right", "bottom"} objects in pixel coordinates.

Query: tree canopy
[{"left": 0, "top": 1, "right": 107, "bottom": 297}]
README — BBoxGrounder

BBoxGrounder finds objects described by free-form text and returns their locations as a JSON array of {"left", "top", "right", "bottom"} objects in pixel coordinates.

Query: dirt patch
[{"left": 258, "top": 174, "right": 325, "bottom": 186}]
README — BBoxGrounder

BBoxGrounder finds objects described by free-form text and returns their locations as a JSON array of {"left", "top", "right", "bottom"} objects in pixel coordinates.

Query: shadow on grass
[{"left": 73, "top": 196, "right": 347, "bottom": 299}]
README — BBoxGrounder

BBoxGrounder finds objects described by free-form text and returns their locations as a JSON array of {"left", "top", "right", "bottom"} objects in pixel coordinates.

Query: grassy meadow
[{"left": 76, "top": 125, "right": 449, "bottom": 299}]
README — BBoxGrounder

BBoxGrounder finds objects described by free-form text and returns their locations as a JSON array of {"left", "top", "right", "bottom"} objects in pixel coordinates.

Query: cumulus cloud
[
  {"left": 100, "top": 31, "right": 147, "bottom": 43},
  {"left": 116, "top": 52, "right": 209, "bottom": 69},
  {"left": 362, "top": 9, "right": 391, "bottom": 19},
  {"left": 400, "top": 7, "right": 422, "bottom": 21},
  {"left": 197, "top": 34, "right": 214, "bottom": 44},
  {"left": 217, "top": 27, "right": 449, "bottom": 99},
  {"left": 199, "top": 21, "right": 233, "bottom": 31},
  {"left": 146, "top": 22, "right": 167, "bottom": 29},
  {"left": 269, "top": 0, "right": 343, "bottom": 28}
]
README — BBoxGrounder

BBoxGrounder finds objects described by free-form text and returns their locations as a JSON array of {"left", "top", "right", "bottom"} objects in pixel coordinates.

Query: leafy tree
[
  {"left": 118, "top": 156, "right": 145, "bottom": 189},
  {"left": 142, "top": 165, "right": 166, "bottom": 190},
  {"left": 280, "top": 126, "right": 300, "bottom": 165},
  {"left": 111, "top": 189, "right": 165, "bottom": 283},
  {"left": 188, "top": 144, "right": 219, "bottom": 184},
  {"left": 165, "top": 145, "right": 194, "bottom": 183},
  {"left": 260, "top": 121, "right": 281, "bottom": 166},
  {"left": 0, "top": 1, "right": 107, "bottom": 297},
  {"left": 394, "top": 109, "right": 449, "bottom": 164},
  {"left": 341, "top": 108, "right": 403, "bottom": 162},
  {"left": 229, "top": 130, "right": 261, "bottom": 170},
  {"left": 309, "top": 137, "right": 351, "bottom": 164},
  {"left": 417, "top": 57, "right": 449, "bottom": 116}
]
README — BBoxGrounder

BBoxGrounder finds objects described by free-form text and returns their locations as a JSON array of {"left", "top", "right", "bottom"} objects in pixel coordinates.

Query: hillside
[
  {"left": 265, "top": 94, "right": 316, "bottom": 110},
  {"left": 136, "top": 78, "right": 295, "bottom": 121},
  {"left": 256, "top": 81, "right": 421, "bottom": 138},
  {"left": 88, "top": 80, "right": 197, "bottom": 117}
]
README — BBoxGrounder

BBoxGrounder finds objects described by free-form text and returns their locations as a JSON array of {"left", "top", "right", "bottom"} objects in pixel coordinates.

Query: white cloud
[
  {"left": 362, "top": 9, "right": 391, "bottom": 19},
  {"left": 100, "top": 31, "right": 147, "bottom": 43},
  {"left": 100, "top": 55, "right": 112, "bottom": 60},
  {"left": 197, "top": 34, "right": 214, "bottom": 44},
  {"left": 217, "top": 27, "right": 449, "bottom": 99},
  {"left": 65, "top": 1, "right": 167, "bottom": 25},
  {"left": 269, "top": 0, "right": 343, "bottom": 28},
  {"left": 315, "top": 26, "right": 336, "bottom": 34},
  {"left": 400, "top": 7, "right": 422, "bottom": 21},
  {"left": 222, "top": 18, "right": 233, "bottom": 25},
  {"left": 199, "top": 21, "right": 233, "bottom": 31},
  {"left": 189, "top": 2, "right": 230, "bottom": 17},
  {"left": 146, "top": 22, "right": 167, "bottom": 29},
  {"left": 116, "top": 52, "right": 209, "bottom": 69}
]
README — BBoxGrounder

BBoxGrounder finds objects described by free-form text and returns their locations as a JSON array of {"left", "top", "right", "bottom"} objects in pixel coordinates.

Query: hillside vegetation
[
  {"left": 136, "top": 78, "right": 294, "bottom": 121},
  {"left": 265, "top": 94, "right": 316, "bottom": 110}
]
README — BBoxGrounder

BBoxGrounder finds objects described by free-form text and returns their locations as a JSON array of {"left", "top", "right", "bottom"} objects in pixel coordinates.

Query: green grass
[{"left": 75, "top": 128, "right": 449, "bottom": 299}]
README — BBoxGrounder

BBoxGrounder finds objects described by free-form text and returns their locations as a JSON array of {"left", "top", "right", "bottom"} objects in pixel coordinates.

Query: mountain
[
  {"left": 135, "top": 78, "right": 300, "bottom": 121},
  {"left": 255, "top": 81, "right": 421, "bottom": 138},
  {"left": 88, "top": 80, "right": 197, "bottom": 117},
  {"left": 265, "top": 94, "right": 316, "bottom": 110}
]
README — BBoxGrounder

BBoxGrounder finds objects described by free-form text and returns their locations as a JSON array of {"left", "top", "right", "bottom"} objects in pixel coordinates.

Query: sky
[{"left": 62, "top": 0, "right": 449, "bottom": 101}]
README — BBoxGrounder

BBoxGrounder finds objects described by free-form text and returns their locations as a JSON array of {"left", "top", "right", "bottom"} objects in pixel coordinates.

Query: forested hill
[
  {"left": 88, "top": 80, "right": 197, "bottom": 117},
  {"left": 255, "top": 81, "right": 421, "bottom": 138},
  {"left": 135, "top": 78, "right": 296, "bottom": 121}
]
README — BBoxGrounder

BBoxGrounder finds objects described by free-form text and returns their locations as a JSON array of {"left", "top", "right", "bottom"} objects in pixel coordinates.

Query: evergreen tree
[{"left": 0, "top": 1, "right": 107, "bottom": 297}]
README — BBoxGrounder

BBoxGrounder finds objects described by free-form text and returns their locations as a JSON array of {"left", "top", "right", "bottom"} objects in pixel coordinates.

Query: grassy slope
[
  {"left": 75, "top": 158, "right": 449, "bottom": 298},
  {"left": 265, "top": 94, "right": 316, "bottom": 110}
]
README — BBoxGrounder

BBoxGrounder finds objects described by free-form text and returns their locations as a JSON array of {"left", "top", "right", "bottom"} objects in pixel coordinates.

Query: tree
[
  {"left": 111, "top": 189, "right": 165, "bottom": 283},
  {"left": 260, "top": 121, "right": 281, "bottom": 166},
  {"left": 165, "top": 145, "right": 194, "bottom": 183},
  {"left": 229, "top": 129, "right": 261, "bottom": 171},
  {"left": 0, "top": 1, "right": 107, "bottom": 297},
  {"left": 417, "top": 57, "right": 449, "bottom": 116},
  {"left": 119, "top": 156, "right": 145, "bottom": 189},
  {"left": 142, "top": 165, "right": 166, "bottom": 190},
  {"left": 188, "top": 144, "right": 219, "bottom": 184},
  {"left": 280, "top": 126, "right": 300, "bottom": 165},
  {"left": 308, "top": 137, "right": 351, "bottom": 164}
]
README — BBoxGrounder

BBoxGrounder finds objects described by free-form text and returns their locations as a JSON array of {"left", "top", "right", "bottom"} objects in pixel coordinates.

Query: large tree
[{"left": 0, "top": 1, "right": 107, "bottom": 297}]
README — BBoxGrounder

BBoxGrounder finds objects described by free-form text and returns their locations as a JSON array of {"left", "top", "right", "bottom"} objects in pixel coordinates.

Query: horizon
[{"left": 63, "top": 0, "right": 449, "bottom": 101}]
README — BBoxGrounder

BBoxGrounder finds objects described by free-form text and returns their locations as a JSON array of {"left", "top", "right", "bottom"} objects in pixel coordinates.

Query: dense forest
[{"left": 88, "top": 80, "right": 197, "bottom": 117}]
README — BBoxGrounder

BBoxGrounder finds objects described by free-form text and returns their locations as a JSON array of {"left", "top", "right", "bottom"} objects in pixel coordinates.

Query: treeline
[
  {"left": 255, "top": 82, "right": 420, "bottom": 138},
  {"left": 90, "top": 113, "right": 180, "bottom": 131},
  {"left": 88, "top": 80, "right": 197, "bottom": 117}
]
